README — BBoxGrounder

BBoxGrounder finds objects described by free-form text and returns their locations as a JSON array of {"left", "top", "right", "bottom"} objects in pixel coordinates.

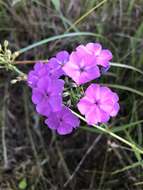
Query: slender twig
[
  {"left": 56, "top": 142, "right": 71, "bottom": 181},
  {"left": 23, "top": 88, "right": 41, "bottom": 166},
  {"left": 64, "top": 135, "right": 102, "bottom": 188},
  {"left": 15, "top": 60, "right": 48, "bottom": 64},
  {"left": 65, "top": 0, "right": 108, "bottom": 32},
  {"left": 97, "top": 142, "right": 109, "bottom": 190},
  {"left": 2, "top": 107, "right": 8, "bottom": 169},
  {"left": 2, "top": 83, "right": 9, "bottom": 169}
]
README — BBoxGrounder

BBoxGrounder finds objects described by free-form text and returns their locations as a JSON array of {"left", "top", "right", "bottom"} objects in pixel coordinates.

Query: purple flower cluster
[
  {"left": 28, "top": 51, "right": 80, "bottom": 135},
  {"left": 28, "top": 42, "right": 120, "bottom": 135}
]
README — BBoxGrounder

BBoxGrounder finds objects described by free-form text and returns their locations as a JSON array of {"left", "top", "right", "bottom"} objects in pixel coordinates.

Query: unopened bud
[
  {"left": 6, "top": 50, "right": 12, "bottom": 59},
  {"left": 11, "top": 79, "right": 18, "bottom": 84},
  {"left": 4, "top": 40, "right": 9, "bottom": 48},
  {"left": 12, "top": 51, "right": 20, "bottom": 60}
]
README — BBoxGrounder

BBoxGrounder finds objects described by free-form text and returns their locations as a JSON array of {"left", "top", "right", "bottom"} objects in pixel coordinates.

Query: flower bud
[
  {"left": 12, "top": 51, "right": 20, "bottom": 60},
  {"left": 4, "top": 40, "right": 9, "bottom": 48},
  {"left": 6, "top": 50, "right": 12, "bottom": 59},
  {"left": 10, "top": 79, "right": 18, "bottom": 84}
]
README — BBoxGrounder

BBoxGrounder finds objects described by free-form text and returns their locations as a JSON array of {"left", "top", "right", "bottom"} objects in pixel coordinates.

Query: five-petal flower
[
  {"left": 63, "top": 51, "right": 100, "bottom": 85},
  {"left": 32, "top": 76, "right": 64, "bottom": 116},
  {"left": 45, "top": 106, "right": 80, "bottom": 135},
  {"left": 77, "top": 84, "right": 119, "bottom": 125}
]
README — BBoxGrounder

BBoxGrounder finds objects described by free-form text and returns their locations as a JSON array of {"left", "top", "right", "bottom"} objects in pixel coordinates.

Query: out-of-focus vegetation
[{"left": 0, "top": 0, "right": 143, "bottom": 189}]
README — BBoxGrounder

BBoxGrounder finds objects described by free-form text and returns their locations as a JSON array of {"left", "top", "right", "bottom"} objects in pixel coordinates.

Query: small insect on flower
[{"left": 77, "top": 84, "right": 119, "bottom": 125}]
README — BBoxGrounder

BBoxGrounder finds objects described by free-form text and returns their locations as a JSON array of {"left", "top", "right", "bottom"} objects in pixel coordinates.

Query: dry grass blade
[{"left": 64, "top": 135, "right": 102, "bottom": 188}]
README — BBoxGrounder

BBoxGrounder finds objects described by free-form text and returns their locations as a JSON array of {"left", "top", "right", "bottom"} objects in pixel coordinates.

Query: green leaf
[
  {"left": 51, "top": 0, "right": 60, "bottom": 11},
  {"left": 19, "top": 178, "right": 27, "bottom": 190}
]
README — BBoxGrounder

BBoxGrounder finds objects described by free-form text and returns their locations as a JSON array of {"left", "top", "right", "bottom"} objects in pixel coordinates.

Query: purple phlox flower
[
  {"left": 76, "top": 43, "right": 113, "bottom": 68},
  {"left": 32, "top": 76, "right": 64, "bottom": 116},
  {"left": 47, "top": 50, "right": 69, "bottom": 78},
  {"left": 77, "top": 84, "right": 119, "bottom": 125},
  {"left": 63, "top": 50, "right": 100, "bottom": 85},
  {"left": 45, "top": 106, "right": 80, "bottom": 135},
  {"left": 27, "top": 61, "right": 48, "bottom": 88}
]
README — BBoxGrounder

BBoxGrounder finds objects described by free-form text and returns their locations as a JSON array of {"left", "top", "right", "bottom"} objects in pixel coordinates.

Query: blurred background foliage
[{"left": 0, "top": 0, "right": 143, "bottom": 189}]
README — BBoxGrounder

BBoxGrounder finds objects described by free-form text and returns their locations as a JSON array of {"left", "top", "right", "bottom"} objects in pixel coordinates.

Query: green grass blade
[
  {"left": 112, "top": 160, "right": 143, "bottom": 175},
  {"left": 110, "top": 62, "right": 143, "bottom": 75},
  {"left": 111, "top": 120, "right": 143, "bottom": 133},
  {"left": 19, "top": 32, "right": 102, "bottom": 54},
  {"left": 80, "top": 125, "right": 104, "bottom": 134},
  {"left": 66, "top": 0, "right": 108, "bottom": 32},
  {"left": 102, "top": 84, "right": 143, "bottom": 97}
]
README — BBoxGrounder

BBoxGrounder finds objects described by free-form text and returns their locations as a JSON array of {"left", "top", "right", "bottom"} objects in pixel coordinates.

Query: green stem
[
  {"left": 71, "top": 110, "right": 143, "bottom": 155},
  {"left": 9, "top": 64, "right": 26, "bottom": 77}
]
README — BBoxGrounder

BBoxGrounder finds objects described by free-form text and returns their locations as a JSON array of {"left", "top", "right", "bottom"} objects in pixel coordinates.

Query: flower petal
[
  {"left": 36, "top": 100, "right": 51, "bottom": 116},
  {"left": 49, "top": 95, "right": 63, "bottom": 112},
  {"left": 45, "top": 115, "right": 59, "bottom": 130},
  {"left": 85, "top": 84, "right": 101, "bottom": 102},
  {"left": 96, "top": 50, "right": 112, "bottom": 67},
  {"left": 85, "top": 105, "right": 101, "bottom": 125},
  {"left": 77, "top": 97, "right": 93, "bottom": 114},
  {"left": 86, "top": 42, "right": 102, "bottom": 56},
  {"left": 99, "top": 99, "right": 114, "bottom": 113},
  {"left": 57, "top": 122, "right": 73, "bottom": 135},
  {"left": 56, "top": 51, "right": 69, "bottom": 63},
  {"left": 34, "top": 62, "right": 44, "bottom": 71},
  {"left": 37, "top": 76, "right": 50, "bottom": 91},
  {"left": 64, "top": 111, "right": 80, "bottom": 128},
  {"left": 50, "top": 79, "right": 64, "bottom": 95},
  {"left": 100, "top": 109, "right": 110, "bottom": 123},
  {"left": 110, "top": 103, "right": 120, "bottom": 117},
  {"left": 32, "top": 89, "right": 43, "bottom": 104}
]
